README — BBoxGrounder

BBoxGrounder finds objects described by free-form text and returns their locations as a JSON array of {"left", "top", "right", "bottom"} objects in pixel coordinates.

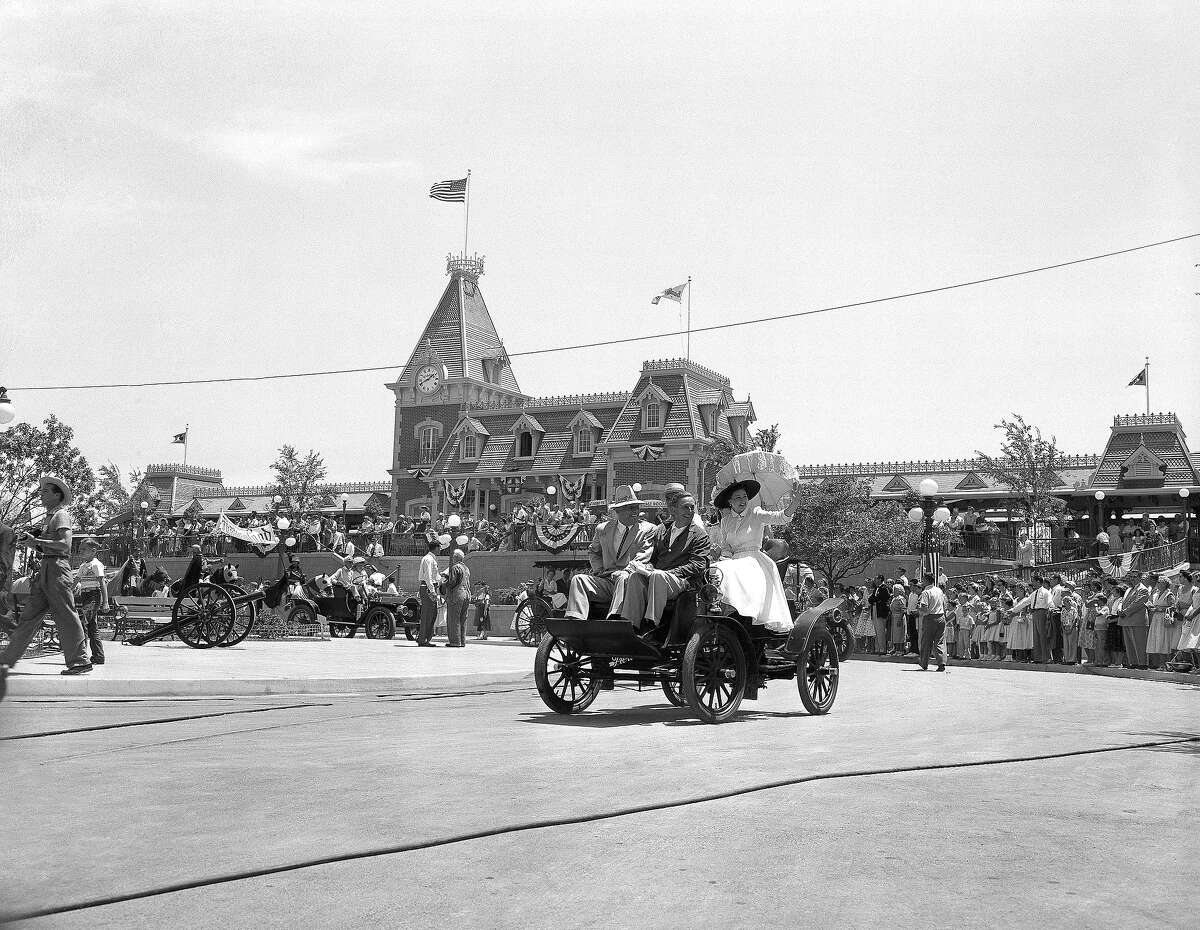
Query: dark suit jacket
[{"left": 647, "top": 521, "right": 710, "bottom": 583}]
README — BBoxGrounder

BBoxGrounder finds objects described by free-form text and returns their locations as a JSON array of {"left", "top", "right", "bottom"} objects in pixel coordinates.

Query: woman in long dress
[{"left": 709, "top": 478, "right": 798, "bottom": 633}]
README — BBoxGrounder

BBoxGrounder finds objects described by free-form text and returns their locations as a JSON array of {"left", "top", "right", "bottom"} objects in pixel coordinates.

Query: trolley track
[{"left": 5, "top": 733, "right": 1198, "bottom": 923}]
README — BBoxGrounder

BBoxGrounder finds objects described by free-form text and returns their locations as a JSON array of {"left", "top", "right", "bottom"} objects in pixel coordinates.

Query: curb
[
  {"left": 850, "top": 653, "right": 1200, "bottom": 685},
  {"left": 4, "top": 670, "right": 534, "bottom": 699}
]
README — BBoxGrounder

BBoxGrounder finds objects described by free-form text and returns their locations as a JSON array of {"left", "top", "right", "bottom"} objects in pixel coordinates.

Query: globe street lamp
[
  {"left": 906, "top": 478, "right": 950, "bottom": 579},
  {"left": 340, "top": 492, "right": 349, "bottom": 535},
  {"left": 0, "top": 386, "right": 14, "bottom": 427}
]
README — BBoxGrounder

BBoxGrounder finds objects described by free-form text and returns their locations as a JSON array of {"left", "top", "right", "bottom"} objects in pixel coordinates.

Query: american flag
[{"left": 429, "top": 177, "right": 468, "bottom": 202}]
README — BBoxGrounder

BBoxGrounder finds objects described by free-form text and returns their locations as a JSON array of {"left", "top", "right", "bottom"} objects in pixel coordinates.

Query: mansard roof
[{"left": 395, "top": 272, "right": 522, "bottom": 393}]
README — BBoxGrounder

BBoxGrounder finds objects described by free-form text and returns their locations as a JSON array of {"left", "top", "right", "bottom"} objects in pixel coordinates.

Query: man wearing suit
[
  {"left": 1118, "top": 571, "right": 1153, "bottom": 669},
  {"left": 618, "top": 491, "right": 709, "bottom": 630},
  {"left": 564, "top": 485, "right": 655, "bottom": 621}
]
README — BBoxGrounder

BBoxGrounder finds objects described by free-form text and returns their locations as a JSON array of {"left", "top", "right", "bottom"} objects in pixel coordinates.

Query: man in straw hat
[
  {"left": 0, "top": 476, "right": 92, "bottom": 691},
  {"left": 564, "top": 485, "right": 656, "bottom": 622}
]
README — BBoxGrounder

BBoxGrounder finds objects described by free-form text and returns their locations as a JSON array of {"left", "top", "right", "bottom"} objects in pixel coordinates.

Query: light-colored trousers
[
  {"left": 565, "top": 570, "right": 631, "bottom": 621},
  {"left": 619, "top": 570, "right": 688, "bottom": 628},
  {"left": 0, "top": 559, "right": 89, "bottom": 669}
]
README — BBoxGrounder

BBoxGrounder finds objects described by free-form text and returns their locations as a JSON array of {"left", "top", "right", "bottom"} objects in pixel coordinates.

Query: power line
[{"left": 11, "top": 231, "right": 1198, "bottom": 392}]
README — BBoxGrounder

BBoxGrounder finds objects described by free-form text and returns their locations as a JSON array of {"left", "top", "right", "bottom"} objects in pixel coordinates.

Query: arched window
[
  {"left": 518, "top": 431, "right": 534, "bottom": 458},
  {"left": 644, "top": 402, "right": 661, "bottom": 431},
  {"left": 461, "top": 432, "right": 479, "bottom": 461},
  {"left": 574, "top": 427, "right": 594, "bottom": 456}
]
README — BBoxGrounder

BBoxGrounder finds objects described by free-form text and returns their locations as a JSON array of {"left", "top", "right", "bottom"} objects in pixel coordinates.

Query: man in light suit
[
  {"left": 563, "top": 485, "right": 655, "bottom": 621},
  {"left": 1117, "top": 571, "right": 1153, "bottom": 669}
]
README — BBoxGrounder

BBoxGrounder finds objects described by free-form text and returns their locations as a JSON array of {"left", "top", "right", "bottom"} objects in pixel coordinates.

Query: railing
[{"left": 947, "top": 539, "right": 1189, "bottom": 585}]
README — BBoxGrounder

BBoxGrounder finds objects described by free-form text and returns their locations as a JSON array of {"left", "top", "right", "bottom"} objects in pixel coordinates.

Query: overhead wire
[{"left": 9, "top": 231, "right": 1198, "bottom": 392}]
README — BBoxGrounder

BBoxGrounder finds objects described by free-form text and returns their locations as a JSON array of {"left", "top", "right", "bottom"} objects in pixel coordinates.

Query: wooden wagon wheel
[
  {"left": 218, "top": 583, "right": 256, "bottom": 647},
  {"left": 173, "top": 584, "right": 237, "bottom": 649}
]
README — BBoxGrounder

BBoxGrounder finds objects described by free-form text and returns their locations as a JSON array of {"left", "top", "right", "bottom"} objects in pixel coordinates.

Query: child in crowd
[
  {"left": 953, "top": 589, "right": 972, "bottom": 660},
  {"left": 969, "top": 598, "right": 985, "bottom": 659},
  {"left": 888, "top": 582, "right": 907, "bottom": 656},
  {"left": 1006, "top": 584, "right": 1033, "bottom": 662},
  {"left": 1060, "top": 589, "right": 1080, "bottom": 666}
]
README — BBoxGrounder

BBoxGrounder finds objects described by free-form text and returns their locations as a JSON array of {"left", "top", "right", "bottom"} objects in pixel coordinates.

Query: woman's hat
[
  {"left": 38, "top": 474, "right": 74, "bottom": 505},
  {"left": 713, "top": 478, "right": 760, "bottom": 510}
]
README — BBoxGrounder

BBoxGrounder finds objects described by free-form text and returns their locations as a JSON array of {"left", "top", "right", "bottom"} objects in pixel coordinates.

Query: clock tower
[{"left": 386, "top": 253, "right": 528, "bottom": 515}]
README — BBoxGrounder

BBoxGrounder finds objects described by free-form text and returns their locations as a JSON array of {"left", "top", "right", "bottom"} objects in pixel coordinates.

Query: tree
[
  {"left": 0, "top": 415, "right": 98, "bottom": 531},
  {"left": 974, "top": 415, "right": 1068, "bottom": 529},
  {"left": 780, "top": 476, "right": 910, "bottom": 585},
  {"left": 268, "top": 446, "right": 334, "bottom": 517},
  {"left": 698, "top": 438, "right": 744, "bottom": 511},
  {"left": 93, "top": 463, "right": 146, "bottom": 524},
  {"left": 749, "top": 423, "right": 781, "bottom": 453}
]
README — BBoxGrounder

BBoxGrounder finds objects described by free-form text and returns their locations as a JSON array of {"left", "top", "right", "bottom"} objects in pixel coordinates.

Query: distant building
[{"left": 386, "top": 254, "right": 756, "bottom": 517}]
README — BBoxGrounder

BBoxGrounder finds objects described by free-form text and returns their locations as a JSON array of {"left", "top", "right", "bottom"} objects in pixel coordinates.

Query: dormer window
[
  {"left": 644, "top": 402, "right": 662, "bottom": 431},
  {"left": 634, "top": 381, "right": 671, "bottom": 434},
  {"left": 568, "top": 409, "right": 602, "bottom": 457},
  {"left": 517, "top": 431, "right": 534, "bottom": 458},
  {"left": 574, "top": 426, "right": 595, "bottom": 456},
  {"left": 730, "top": 419, "right": 746, "bottom": 445},
  {"left": 511, "top": 411, "right": 545, "bottom": 459},
  {"left": 460, "top": 432, "right": 479, "bottom": 461}
]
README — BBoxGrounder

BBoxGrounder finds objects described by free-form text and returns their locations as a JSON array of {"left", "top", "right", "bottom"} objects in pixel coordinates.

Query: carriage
[
  {"left": 320, "top": 586, "right": 422, "bottom": 640},
  {"left": 533, "top": 567, "right": 842, "bottom": 724},
  {"left": 513, "top": 558, "right": 590, "bottom": 646}
]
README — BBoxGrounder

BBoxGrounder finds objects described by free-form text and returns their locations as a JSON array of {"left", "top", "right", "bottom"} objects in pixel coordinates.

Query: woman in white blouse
[{"left": 708, "top": 478, "right": 799, "bottom": 633}]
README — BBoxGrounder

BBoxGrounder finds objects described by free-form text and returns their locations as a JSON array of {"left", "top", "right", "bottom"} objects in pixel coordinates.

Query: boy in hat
[
  {"left": 0, "top": 476, "right": 91, "bottom": 685},
  {"left": 75, "top": 538, "right": 109, "bottom": 665}
]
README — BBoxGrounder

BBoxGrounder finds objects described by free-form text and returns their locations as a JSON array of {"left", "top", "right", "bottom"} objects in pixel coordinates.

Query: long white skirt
[{"left": 713, "top": 549, "right": 793, "bottom": 632}]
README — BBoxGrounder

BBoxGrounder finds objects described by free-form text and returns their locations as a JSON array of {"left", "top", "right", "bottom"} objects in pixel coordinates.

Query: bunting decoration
[
  {"left": 631, "top": 443, "right": 664, "bottom": 462},
  {"left": 1097, "top": 552, "right": 1135, "bottom": 578},
  {"left": 407, "top": 466, "right": 431, "bottom": 481},
  {"left": 558, "top": 474, "right": 587, "bottom": 502},
  {"left": 444, "top": 479, "right": 469, "bottom": 508},
  {"left": 535, "top": 522, "right": 583, "bottom": 553}
]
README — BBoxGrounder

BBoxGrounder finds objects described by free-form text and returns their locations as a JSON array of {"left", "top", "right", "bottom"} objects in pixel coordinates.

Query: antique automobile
[
  {"left": 513, "top": 558, "right": 591, "bottom": 646},
  {"left": 533, "top": 564, "right": 841, "bottom": 725},
  {"left": 316, "top": 582, "right": 422, "bottom": 640}
]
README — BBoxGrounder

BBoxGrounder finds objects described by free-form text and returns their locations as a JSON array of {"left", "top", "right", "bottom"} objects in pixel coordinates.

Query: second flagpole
[
  {"left": 686, "top": 276, "right": 692, "bottom": 362},
  {"left": 464, "top": 169, "right": 471, "bottom": 255}
]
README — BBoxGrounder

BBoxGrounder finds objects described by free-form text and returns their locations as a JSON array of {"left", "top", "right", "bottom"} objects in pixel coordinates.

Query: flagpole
[
  {"left": 184, "top": 424, "right": 189, "bottom": 466},
  {"left": 1144, "top": 356, "right": 1150, "bottom": 414},
  {"left": 686, "top": 276, "right": 692, "bottom": 362},
  {"left": 464, "top": 169, "right": 471, "bottom": 256}
]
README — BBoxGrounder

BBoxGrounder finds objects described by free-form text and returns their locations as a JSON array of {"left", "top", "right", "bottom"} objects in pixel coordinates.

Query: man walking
[
  {"left": 916, "top": 572, "right": 948, "bottom": 672},
  {"left": 417, "top": 535, "right": 442, "bottom": 647},
  {"left": 0, "top": 476, "right": 92, "bottom": 685}
]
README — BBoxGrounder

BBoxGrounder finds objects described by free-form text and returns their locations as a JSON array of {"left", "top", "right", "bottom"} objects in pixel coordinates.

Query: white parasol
[{"left": 712, "top": 451, "right": 797, "bottom": 509}]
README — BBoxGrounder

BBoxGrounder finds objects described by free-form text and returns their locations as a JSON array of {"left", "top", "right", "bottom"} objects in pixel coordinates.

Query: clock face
[{"left": 415, "top": 365, "right": 441, "bottom": 395}]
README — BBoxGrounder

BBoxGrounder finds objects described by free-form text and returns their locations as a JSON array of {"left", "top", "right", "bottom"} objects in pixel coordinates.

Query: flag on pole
[
  {"left": 651, "top": 282, "right": 687, "bottom": 305},
  {"left": 1127, "top": 366, "right": 1148, "bottom": 387},
  {"left": 429, "top": 178, "right": 468, "bottom": 202},
  {"left": 172, "top": 431, "right": 187, "bottom": 444}
]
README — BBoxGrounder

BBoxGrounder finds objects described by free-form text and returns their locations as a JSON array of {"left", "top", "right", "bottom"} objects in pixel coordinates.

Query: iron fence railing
[{"left": 947, "top": 539, "right": 1189, "bottom": 585}]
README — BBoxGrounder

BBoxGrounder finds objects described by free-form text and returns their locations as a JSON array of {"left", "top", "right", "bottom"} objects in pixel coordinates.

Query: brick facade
[{"left": 612, "top": 459, "right": 689, "bottom": 486}]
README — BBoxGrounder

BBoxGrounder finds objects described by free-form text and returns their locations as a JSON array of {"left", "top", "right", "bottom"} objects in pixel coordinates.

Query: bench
[{"left": 111, "top": 596, "right": 176, "bottom": 642}]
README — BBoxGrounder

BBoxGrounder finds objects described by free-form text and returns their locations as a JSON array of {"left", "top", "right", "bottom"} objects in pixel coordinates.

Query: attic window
[
  {"left": 460, "top": 431, "right": 479, "bottom": 461},
  {"left": 517, "top": 431, "right": 535, "bottom": 458},
  {"left": 643, "top": 402, "right": 662, "bottom": 431},
  {"left": 574, "top": 426, "right": 595, "bottom": 456}
]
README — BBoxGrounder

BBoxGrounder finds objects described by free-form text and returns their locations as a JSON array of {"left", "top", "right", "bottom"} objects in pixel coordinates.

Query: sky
[{"left": 1, "top": 0, "right": 1198, "bottom": 487}]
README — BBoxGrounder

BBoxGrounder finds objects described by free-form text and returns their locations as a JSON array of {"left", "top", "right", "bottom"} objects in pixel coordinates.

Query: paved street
[{"left": 3, "top": 655, "right": 1198, "bottom": 928}]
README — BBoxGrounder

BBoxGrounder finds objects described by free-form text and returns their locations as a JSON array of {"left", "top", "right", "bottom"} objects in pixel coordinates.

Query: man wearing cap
[
  {"left": 75, "top": 539, "right": 110, "bottom": 665},
  {"left": 1117, "top": 572, "right": 1153, "bottom": 669},
  {"left": 0, "top": 476, "right": 91, "bottom": 681},
  {"left": 564, "top": 485, "right": 655, "bottom": 622}
]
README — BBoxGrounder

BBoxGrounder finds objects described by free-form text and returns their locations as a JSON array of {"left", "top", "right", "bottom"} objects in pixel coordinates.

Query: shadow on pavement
[
  {"left": 1128, "top": 731, "right": 1200, "bottom": 757},
  {"left": 518, "top": 704, "right": 811, "bottom": 728}
]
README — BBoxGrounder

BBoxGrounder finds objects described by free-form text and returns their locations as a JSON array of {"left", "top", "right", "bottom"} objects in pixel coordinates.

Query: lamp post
[
  {"left": 907, "top": 478, "right": 951, "bottom": 580},
  {"left": 0, "top": 386, "right": 14, "bottom": 427},
  {"left": 340, "top": 492, "right": 349, "bottom": 541}
]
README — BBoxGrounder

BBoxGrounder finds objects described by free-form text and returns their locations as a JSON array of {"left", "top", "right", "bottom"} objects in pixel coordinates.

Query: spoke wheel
[
  {"left": 329, "top": 622, "right": 354, "bottom": 638},
  {"left": 797, "top": 626, "right": 840, "bottom": 715},
  {"left": 534, "top": 635, "right": 601, "bottom": 714},
  {"left": 827, "top": 619, "right": 853, "bottom": 662},
  {"left": 363, "top": 606, "right": 396, "bottom": 640},
  {"left": 681, "top": 623, "right": 747, "bottom": 724},
  {"left": 173, "top": 584, "right": 236, "bottom": 649},
  {"left": 661, "top": 677, "right": 686, "bottom": 707},
  {"left": 287, "top": 601, "right": 320, "bottom": 634},
  {"left": 514, "top": 602, "right": 538, "bottom": 646},
  {"left": 219, "top": 584, "right": 256, "bottom": 647}
]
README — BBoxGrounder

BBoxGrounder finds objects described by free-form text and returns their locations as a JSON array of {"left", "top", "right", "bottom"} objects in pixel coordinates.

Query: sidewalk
[
  {"left": 2, "top": 637, "right": 536, "bottom": 698},
  {"left": 853, "top": 651, "right": 1200, "bottom": 684}
]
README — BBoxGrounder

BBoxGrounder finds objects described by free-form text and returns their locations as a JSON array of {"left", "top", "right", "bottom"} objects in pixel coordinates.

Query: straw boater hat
[
  {"left": 39, "top": 474, "right": 74, "bottom": 506},
  {"left": 607, "top": 485, "right": 645, "bottom": 510},
  {"left": 713, "top": 478, "right": 760, "bottom": 510}
]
